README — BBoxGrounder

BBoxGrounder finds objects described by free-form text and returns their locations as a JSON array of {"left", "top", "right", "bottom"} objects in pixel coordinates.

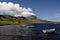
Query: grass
[{"left": 0, "top": 15, "right": 58, "bottom": 25}]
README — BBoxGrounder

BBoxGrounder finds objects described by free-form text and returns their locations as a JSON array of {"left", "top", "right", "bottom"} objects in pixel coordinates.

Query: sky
[{"left": 0, "top": 0, "right": 60, "bottom": 22}]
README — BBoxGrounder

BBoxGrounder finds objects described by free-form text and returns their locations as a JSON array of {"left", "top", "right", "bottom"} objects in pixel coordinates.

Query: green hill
[
  {"left": 26, "top": 15, "right": 52, "bottom": 23},
  {"left": 0, "top": 15, "right": 59, "bottom": 25},
  {"left": 0, "top": 15, "right": 31, "bottom": 25}
]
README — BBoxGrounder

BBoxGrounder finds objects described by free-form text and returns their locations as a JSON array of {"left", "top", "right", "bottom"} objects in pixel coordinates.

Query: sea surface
[
  {"left": 31, "top": 24, "right": 60, "bottom": 40},
  {"left": 0, "top": 24, "right": 60, "bottom": 40}
]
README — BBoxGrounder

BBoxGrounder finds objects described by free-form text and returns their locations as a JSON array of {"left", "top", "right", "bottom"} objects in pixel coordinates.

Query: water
[
  {"left": 31, "top": 24, "right": 60, "bottom": 40},
  {"left": 0, "top": 24, "right": 60, "bottom": 40}
]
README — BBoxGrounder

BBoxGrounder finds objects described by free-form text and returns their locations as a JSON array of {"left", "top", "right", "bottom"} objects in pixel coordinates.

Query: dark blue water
[
  {"left": 0, "top": 24, "right": 60, "bottom": 40},
  {"left": 31, "top": 24, "right": 60, "bottom": 40}
]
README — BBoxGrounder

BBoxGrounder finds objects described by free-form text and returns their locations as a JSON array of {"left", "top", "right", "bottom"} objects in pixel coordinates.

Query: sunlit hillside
[{"left": 0, "top": 15, "right": 58, "bottom": 25}]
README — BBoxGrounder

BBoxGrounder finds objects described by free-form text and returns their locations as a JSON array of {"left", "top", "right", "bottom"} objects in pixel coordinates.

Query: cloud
[
  {"left": 0, "top": 2, "right": 35, "bottom": 17},
  {"left": 45, "top": 13, "right": 60, "bottom": 22}
]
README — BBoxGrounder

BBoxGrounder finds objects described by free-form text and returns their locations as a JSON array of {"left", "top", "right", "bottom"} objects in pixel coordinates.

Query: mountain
[
  {"left": 26, "top": 15, "right": 52, "bottom": 23},
  {"left": 0, "top": 15, "right": 30, "bottom": 25},
  {"left": 0, "top": 15, "right": 59, "bottom": 25}
]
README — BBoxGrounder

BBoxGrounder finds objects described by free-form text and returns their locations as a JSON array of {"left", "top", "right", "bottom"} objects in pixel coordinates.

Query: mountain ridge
[{"left": 0, "top": 15, "right": 60, "bottom": 25}]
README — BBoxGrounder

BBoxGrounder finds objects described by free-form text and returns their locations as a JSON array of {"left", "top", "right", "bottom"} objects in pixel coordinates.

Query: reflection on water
[
  {"left": 0, "top": 34, "right": 60, "bottom": 40},
  {"left": 0, "top": 24, "right": 60, "bottom": 40},
  {"left": 0, "top": 35, "right": 33, "bottom": 40}
]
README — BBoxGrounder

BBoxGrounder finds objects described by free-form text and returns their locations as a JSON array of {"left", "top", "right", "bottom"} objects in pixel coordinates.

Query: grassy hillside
[
  {"left": 0, "top": 15, "right": 58, "bottom": 25},
  {"left": 26, "top": 15, "right": 52, "bottom": 23},
  {"left": 0, "top": 15, "right": 31, "bottom": 25}
]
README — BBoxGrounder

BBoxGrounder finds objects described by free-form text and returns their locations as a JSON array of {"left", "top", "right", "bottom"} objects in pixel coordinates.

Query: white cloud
[
  {"left": 45, "top": 13, "right": 60, "bottom": 22},
  {"left": 0, "top": 2, "right": 35, "bottom": 17}
]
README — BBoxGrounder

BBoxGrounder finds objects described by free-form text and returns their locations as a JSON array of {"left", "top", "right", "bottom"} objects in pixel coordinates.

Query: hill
[
  {"left": 0, "top": 15, "right": 59, "bottom": 25},
  {"left": 26, "top": 15, "right": 52, "bottom": 23},
  {"left": 0, "top": 15, "right": 30, "bottom": 25}
]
